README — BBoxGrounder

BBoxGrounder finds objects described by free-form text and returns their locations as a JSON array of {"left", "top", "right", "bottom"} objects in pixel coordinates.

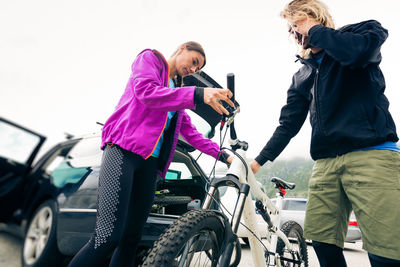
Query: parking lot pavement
[
  {"left": 0, "top": 231, "right": 21, "bottom": 267},
  {"left": 307, "top": 242, "right": 369, "bottom": 267},
  {"left": 237, "top": 241, "right": 369, "bottom": 267},
  {"left": 0, "top": 231, "right": 369, "bottom": 267}
]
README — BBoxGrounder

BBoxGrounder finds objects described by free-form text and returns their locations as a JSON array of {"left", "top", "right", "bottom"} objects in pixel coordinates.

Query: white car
[
  {"left": 272, "top": 197, "right": 362, "bottom": 243},
  {"left": 218, "top": 184, "right": 269, "bottom": 243},
  {"left": 219, "top": 186, "right": 362, "bottom": 244}
]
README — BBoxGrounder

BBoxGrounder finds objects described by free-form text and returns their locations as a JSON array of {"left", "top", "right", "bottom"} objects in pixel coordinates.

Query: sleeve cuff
[
  {"left": 218, "top": 150, "right": 230, "bottom": 164},
  {"left": 254, "top": 155, "right": 268, "bottom": 166},
  {"left": 308, "top": 24, "right": 324, "bottom": 37},
  {"left": 194, "top": 87, "right": 204, "bottom": 105}
]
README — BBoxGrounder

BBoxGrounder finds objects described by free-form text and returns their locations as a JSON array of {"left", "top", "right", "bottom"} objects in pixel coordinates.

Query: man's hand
[
  {"left": 250, "top": 160, "right": 261, "bottom": 174},
  {"left": 203, "top": 88, "right": 234, "bottom": 115},
  {"left": 290, "top": 17, "right": 320, "bottom": 36}
]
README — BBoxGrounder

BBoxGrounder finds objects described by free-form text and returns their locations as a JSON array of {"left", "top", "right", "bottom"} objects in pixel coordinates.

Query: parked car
[
  {"left": 218, "top": 181, "right": 270, "bottom": 244},
  {"left": 0, "top": 71, "right": 228, "bottom": 266},
  {"left": 219, "top": 187, "right": 362, "bottom": 245},
  {"left": 271, "top": 197, "right": 362, "bottom": 243}
]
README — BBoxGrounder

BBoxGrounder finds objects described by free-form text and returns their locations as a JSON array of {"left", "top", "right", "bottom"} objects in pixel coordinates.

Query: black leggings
[{"left": 68, "top": 145, "right": 158, "bottom": 267}]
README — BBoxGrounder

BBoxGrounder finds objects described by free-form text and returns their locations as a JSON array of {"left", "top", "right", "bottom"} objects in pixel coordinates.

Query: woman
[
  {"left": 250, "top": 1, "right": 400, "bottom": 266},
  {"left": 68, "top": 41, "right": 234, "bottom": 266}
]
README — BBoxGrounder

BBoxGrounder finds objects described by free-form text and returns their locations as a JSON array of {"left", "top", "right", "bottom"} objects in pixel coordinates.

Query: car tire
[{"left": 21, "top": 199, "right": 64, "bottom": 267}]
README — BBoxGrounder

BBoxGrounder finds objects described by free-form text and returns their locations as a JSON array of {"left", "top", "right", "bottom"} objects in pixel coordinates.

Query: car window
[
  {"left": 67, "top": 136, "right": 103, "bottom": 165},
  {"left": 46, "top": 137, "right": 102, "bottom": 188},
  {"left": 186, "top": 110, "right": 212, "bottom": 138},
  {"left": 0, "top": 120, "right": 42, "bottom": 165},
  {"left": 166, "top": 162, "right": 192, "bottom": 180},
  {"left": 286, "top": 200, "right": 307, "bottom": 211}
]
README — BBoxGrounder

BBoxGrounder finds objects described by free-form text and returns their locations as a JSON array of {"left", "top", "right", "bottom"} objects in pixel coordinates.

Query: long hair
[
  {"left": 281, "top": 0, "right": 335, "bottom": 58},
  {"left": 171, "top": 41, "right": 206, "bottom": 86}
]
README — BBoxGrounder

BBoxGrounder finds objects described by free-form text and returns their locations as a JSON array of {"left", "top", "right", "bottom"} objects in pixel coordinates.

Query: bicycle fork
[
  {"left": 202, "top": 174, "right": 249, "bottom": 267},
  {"left": 202, "top": 173, "right": 267, "bottom": 266}
]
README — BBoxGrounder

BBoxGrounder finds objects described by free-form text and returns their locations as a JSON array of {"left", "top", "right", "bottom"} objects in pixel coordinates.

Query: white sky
[{"left": 1, "top": 0, "right": 400, "bottom": 164}]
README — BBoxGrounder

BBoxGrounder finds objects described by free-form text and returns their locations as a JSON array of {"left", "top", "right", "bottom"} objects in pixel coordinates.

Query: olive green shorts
[{"left": 304, "top": 149, "right": 400, "bottom": 260}]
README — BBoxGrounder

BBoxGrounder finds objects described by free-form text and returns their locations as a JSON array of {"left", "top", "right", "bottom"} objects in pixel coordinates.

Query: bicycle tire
[
  {"left": 276, "top": 221, "right": 309, "bottom": 267},
  {"left": 153, "top": 195, "right": 192, "bottom": 206},
  {"left": 142, "top": 209, "right": 225, "bottom": 267}
]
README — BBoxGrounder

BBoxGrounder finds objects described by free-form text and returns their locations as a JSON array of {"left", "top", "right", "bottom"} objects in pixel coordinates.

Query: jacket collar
[{"left": 296, "top": 51, "right": 326, "bottom": 69}]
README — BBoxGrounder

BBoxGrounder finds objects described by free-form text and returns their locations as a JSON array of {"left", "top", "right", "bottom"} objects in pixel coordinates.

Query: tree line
[{"left": 254, "top": 157, "right": 315, "bottom": 198}]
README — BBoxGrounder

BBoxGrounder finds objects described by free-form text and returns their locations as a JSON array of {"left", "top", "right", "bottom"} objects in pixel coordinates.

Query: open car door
[
  {"left": 179, "top": 71, "right": 237, "bottom": 151},
  {"left": 0, "top": 117, "right": 46, "bottom": 221}
]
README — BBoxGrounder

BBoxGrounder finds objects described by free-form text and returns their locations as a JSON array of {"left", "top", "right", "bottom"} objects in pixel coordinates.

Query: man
[{"left": 250, "top": 1, "right": 400, "bottom": 266}]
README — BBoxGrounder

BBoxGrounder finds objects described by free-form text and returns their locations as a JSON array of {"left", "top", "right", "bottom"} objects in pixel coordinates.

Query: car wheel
[{"left": 21, "top": 199, "right": 64, "bottom": 267}]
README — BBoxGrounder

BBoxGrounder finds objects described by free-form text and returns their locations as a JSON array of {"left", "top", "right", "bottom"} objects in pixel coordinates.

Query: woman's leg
[
  {"left": 68, "top": 146, "right": 144, "bottom": 267},
  {"left": 109, "top": 156, "right": 159, "bottom": 267}
]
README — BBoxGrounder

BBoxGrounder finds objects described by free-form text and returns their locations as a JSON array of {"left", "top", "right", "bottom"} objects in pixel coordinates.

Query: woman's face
[{"left": 175, "top": 49, "right": 205, "bottom": 77}]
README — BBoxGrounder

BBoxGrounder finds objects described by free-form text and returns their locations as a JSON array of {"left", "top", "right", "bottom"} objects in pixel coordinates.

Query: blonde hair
[{"left": 281, "top": 0, "right": 335, "bottom": 58}]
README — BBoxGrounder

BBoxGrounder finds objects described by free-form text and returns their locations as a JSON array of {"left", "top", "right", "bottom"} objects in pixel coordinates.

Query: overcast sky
[{"left": 1, "top": 0, "right": 400, "bottom": 165}]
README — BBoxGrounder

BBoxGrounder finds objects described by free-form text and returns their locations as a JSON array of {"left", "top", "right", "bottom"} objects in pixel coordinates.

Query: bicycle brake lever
[
  {"left": 229, "top": 138, "right": 248, "bottom": 151},
  {"left": 226, "top": 105, "right": 240, "bottom": 126}
]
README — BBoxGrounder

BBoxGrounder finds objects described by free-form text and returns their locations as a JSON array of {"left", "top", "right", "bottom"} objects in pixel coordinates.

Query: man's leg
[
  {"left": 368, "top": 253, "right": 400, "bottom": 267},
  {"left": 304, "top": 156, "right": 352, "bottom": 266},
  {"left": 342, "top": 150, "right": 400, "bottom": 261},
  {"left": 312, "top": 241, "right": 347, "bottom": 267}
]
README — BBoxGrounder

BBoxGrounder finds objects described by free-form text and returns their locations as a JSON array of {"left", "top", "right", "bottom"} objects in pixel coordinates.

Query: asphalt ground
[{"left": 0, "top": 230, "right": 369, "bottom": 267}]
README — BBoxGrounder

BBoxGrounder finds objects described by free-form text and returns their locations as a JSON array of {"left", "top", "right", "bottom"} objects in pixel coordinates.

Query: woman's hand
[
  {"left": 250, "top": 160, "right": 261, "bottom": 174},
  {"left": 227, "top": 156, "right": 233, "bottom": 164},
  {"left": 203, "top": 88, "right": 235, "bottom": 115}
]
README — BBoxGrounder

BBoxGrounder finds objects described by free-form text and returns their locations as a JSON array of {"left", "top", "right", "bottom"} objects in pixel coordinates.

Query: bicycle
[{"left": 142, "top": 73, "right": 308, "bottom": 267}]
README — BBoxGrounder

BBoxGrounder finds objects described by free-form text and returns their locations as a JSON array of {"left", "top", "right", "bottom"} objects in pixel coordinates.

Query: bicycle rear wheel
[
  {"left": 142, "top": 209, "right": 225, "bottom": 267},
  {"left": 276, "top": 221, "right": 308, "bottom": 267}
]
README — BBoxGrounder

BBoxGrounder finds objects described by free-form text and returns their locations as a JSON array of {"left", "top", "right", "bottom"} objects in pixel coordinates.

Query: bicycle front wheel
[
  {"left": 276, "top": 221, "right": 309, "bottom": 267},
  {"left": 142, "top": 209, "right": 225, "bottom": 267}
]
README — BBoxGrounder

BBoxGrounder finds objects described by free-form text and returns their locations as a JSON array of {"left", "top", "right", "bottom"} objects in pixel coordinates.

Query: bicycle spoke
[{"left": 174, "top": 230, "right": 217, "bottom": 267}]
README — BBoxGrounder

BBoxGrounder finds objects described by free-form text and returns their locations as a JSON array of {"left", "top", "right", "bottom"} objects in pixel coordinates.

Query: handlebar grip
[
  {"left": 227, "top": 73, "right": 238, "bottom": 141},
  {"left": 227, "top": 73, "right": 235, "bottom": 103}
]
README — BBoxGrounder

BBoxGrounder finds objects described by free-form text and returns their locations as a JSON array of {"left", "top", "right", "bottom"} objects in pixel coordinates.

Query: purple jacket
[{"left": 101, "top": 49, "right": 221, "bottom": 177}]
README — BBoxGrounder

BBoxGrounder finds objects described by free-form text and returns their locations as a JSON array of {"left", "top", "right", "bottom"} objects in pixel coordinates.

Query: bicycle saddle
[{"left": 270, "top": 177, "right": 296, "bottom": 190}]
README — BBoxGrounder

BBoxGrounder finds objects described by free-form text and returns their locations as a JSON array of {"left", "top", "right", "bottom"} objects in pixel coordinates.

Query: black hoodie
[{"left": 256, "top": 20, "right": 398, "bottom": 164}]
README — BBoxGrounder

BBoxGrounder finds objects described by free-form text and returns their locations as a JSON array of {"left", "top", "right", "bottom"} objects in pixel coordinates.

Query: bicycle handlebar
[
  {"left": 225, "top": 73, "right": 248, "bottom": 151},
  {"left": 227, "top": 73, "right": 235, "bottom": 103},
  {"left": 226, "top": 74, "right": 237, "bottom": 141}
]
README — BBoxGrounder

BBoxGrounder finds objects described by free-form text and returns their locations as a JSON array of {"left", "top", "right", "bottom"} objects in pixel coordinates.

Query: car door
[{"left": 0, "top": 117, "right": 46, "bottom": 221}]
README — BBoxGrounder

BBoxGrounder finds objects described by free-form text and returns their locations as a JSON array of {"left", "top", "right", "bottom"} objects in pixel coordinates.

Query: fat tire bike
[{"left": 142, "top": 74, "right": 308, "bottom": 267}]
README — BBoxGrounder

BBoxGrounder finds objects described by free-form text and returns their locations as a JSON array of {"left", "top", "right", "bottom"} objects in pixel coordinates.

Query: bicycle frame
[
  {"left": 141, "top": 73, "right": 307, "bottom": 267},
  {"left": 203, "top": 149, "right": 295, "bottom": 267}
]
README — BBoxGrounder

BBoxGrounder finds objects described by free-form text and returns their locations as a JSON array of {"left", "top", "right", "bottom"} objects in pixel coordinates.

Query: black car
[{"left": 0, "top": 72, "right": 228, "bottom": 266}]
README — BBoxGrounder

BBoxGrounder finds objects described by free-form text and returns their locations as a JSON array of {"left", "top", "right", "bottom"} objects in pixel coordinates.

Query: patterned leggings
[{"left": 68, "top": 145, "right": 158, "bottom": 267}]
